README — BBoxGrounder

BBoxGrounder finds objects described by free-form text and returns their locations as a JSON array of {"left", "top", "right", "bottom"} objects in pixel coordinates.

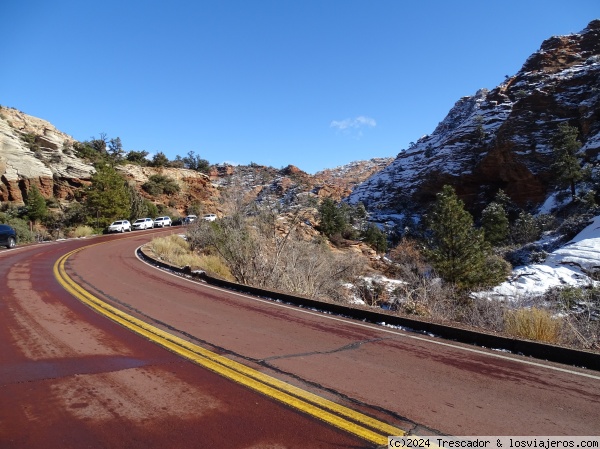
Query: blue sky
[{"left": 1, "top": 1, "right": 597, "bottom": 174}]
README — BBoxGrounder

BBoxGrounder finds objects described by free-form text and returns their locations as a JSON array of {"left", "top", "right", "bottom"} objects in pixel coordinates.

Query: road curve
[
  {"left": 1, "top": 231, "right": 372, "bottom": 448},
  {"left": 2, "top": 230, "right": 600, "bottom": 447}
]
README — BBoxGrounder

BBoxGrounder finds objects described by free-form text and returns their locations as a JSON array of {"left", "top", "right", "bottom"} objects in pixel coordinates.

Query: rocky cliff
[
  {"left": 0, "top": 106, "right": 219, "bottom": 214},
  {"left": 0, "top": 106, "right": 94, "bottom": 203},
  {"left": 348, "top": 20, "right": 600, "bottom": 221}
]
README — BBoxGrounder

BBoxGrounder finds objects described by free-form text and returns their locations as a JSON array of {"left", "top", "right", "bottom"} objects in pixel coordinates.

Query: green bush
[
  {"left": 317, "top": 198, "right": 366, "bottom": 241},
  {"left": 145, "top": 200, "right": 158, "bottom": 218},
  {"left": 20, "top": 133, "right": 40, "bottom": 152},
  {"left": 0, "top": 217, "right": 35, "bottom": 244},
  {"left": 142, "top": 180, "right": 163, "bottom": 196},
  {"left": 26, "top": 185, "right": 48, "bottom": 222},
  {"left": 481, "top": 202, "right": 509, "bottom": 246},
  {"left": 142, "top": 174, "right": 180, "bottom": 196},
  {"left": 125, "top": 150, "right": 150, "bottom": 166}
]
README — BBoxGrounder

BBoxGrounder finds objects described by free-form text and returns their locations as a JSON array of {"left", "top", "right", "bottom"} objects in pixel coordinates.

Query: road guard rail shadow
[{"left": 137, "top": 247, "right": 600, "bottom": 371}]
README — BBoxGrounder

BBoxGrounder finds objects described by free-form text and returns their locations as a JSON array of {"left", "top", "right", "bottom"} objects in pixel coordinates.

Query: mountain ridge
[
  {"left": 348, "top": 19, "right": 600, "bottom": 224},
  {"left": 0, "top": 105, "right": 392, "bottom": 212}
]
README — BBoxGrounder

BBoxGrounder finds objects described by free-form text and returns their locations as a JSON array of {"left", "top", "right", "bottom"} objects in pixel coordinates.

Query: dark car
[{"left": 0, "top": 224, "right": 17, "bottom": 248}]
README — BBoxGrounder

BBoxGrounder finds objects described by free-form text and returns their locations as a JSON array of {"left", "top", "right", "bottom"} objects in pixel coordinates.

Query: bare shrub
[
  {"left": 425, "top": 290, "right": 461, "bottom": 322},
  {"left": 386, "top": 238, "right": 443, "bottom": 316},
  {"left": 187, "top": 204, "right": 366, "bottom": 301},
  {"left": 562, "top": 314, "right": 600, "bottom": 351},
  {"left": 459, "top": 298, "right": 506, "bottom": 333},
  {"left": 387, "top": 238, "right": 427, "bottom": 279},
  {"left": 396, "top": 297, "right": 430, "bottom": 317},
  {"left": 186, "top": 218, "right": 214, "bottom": 252},
  {"left": 544, "top": 286, "right": 600, "bottom": 350},
  {"left": 277, "top": 238, "right": 364, "bottom": 301}
]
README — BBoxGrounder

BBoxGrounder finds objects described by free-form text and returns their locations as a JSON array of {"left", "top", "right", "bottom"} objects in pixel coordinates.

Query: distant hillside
[
  {"left": 0, "top": 105, "right": 391, "bottom": 214},
  {"left": 349, "top": 19, "right": 600, "bottom": 223},
  {"left": 313, "top": 158, "right": 394, "bottom": 200}
]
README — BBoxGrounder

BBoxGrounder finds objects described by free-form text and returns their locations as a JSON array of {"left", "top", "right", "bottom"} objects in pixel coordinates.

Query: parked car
[
  {"left": 132, "top": 218, "right": 154, "bottom": 230},
  {"left": 202, "top": 214, "right": 217, "bottom": 222},
  {"left": 107, "top": 220, "right": 132, "bottom": 233},
  {"left": 0, "top": 224, "right": 17, "bottom": 248},
  {"left": 154, "top": 216, "right": 172, "bottom": 228},
  {"left": 183, "top": 215, "right": 198, "bottom": 224}
]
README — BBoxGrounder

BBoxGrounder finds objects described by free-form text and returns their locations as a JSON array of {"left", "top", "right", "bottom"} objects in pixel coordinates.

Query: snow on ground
[
  {"left": 343, "top": 274, "right": 406, "bottom": 305},
  {"left": 482, "top": 216, "right": 600, "bottom": 300}
]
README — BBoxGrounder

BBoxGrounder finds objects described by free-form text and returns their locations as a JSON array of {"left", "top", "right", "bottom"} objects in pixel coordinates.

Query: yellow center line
[{"left": 53, "top": 246, "right": 406, "bottom": 445}]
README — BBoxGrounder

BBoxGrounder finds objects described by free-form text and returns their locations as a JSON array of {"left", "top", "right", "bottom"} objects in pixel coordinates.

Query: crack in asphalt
[
  {"left": 259, "top": 338, "right": 387, "bottom": 363},
  {"left": 67, "top": 265, "right": 442, "bottom": 437},
  {"left": 254, "top": 357, "right": 430, "bottom": 437}
]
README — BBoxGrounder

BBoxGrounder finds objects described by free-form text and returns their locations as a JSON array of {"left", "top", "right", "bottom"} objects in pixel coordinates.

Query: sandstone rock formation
[
  {"left": 119, "top": 164, "right": 219, "bottom": 215},
  {"left": 0, "top": 106, "right": 94, "bottom": 203}
]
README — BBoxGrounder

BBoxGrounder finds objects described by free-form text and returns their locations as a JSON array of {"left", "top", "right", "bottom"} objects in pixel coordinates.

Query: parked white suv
[
  {"left": 107, "top": 220, "right": 132, "bottom": 233},
  {"left": 183, "top": 215, "right": 197, "bottom": 224},
  {"left": 154, "top": 216, "right": 172, "bottom": 227},
  {"left": 132, "top": 218, "right": 154, "bottom": 230},
  {"left": 202, "top": 214, "right": 217, "bottom": 222}
]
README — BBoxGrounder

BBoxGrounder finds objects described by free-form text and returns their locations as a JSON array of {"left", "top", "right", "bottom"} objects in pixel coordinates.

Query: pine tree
[
  {"left": 493, "top": 189, "right": 519, "bottom": 221},
  {"left": 151, "top": 152, "right": 170, "bottom": 167},
  {"left": 85, "top": 163, "right": 131, "bottom": 228},
  {"left": 511, "top": 211, "right": 540, "bottom": 244},
  {"left": 426, "top": 185, "right": 502, "bottom": 289},
  {"left": 481, "top": 201, "right": 509, "bottom": 246},
  {"left": 26, "top": 185, "right": 48, "bottom": 223},
  {"left": 318, "top": 198, "right": 347, "bottom": 237},
  {"left": 362, "top": 223, "right": 388, "bottom": 253},
  {"left": 108, "top": 137, "right": 124, "bottom": 161},
  {"left": 551, "top": 122, "right": 582, "bottom": 199}
]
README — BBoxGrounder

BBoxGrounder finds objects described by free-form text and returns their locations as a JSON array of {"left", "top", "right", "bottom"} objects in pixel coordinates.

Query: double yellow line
[{"left": 54, "top": 246, "right": 406, "bottom": 445}]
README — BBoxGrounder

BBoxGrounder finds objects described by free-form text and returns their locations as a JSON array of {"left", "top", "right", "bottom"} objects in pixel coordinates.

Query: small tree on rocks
[{"left": 426, "top": 185, "right": 507, "bottom": 290}]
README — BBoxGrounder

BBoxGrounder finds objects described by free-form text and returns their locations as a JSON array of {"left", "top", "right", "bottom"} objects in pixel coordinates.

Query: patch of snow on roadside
[{"left": 480, "top": 215, "right": 600, "bottom": 299}]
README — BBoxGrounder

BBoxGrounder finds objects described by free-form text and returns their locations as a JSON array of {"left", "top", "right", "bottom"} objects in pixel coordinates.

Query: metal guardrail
[{"left": 137, "top": 247, "right": 600, "bottom": 371}]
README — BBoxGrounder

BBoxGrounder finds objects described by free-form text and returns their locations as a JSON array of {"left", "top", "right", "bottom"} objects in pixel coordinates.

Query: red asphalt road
[
  {"left": 1, "top": 232, "right": 370, "bottom": 449},
  {"left": 2, "top": 230, "right": 600, "bottom": 448}
]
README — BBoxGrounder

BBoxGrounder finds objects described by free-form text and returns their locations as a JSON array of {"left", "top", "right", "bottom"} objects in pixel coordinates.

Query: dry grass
[
  {"left": 150, "top": 234, "right": 202, "bottom": 268},
  {"left": 503, "top": 307, "right": 562, "bottom": 343},
  {"left": 149, "top": 234, "right": 234, "bottom": 280},
  {"left": 196, "top": 254, "right": 235, "bottom": 281},
  {"left": 72, "top": 225, "right": 95, "bottom": 238}
]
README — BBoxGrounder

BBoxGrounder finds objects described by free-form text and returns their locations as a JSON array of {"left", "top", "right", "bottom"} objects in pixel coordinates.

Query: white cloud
[{"left": 330, "top": 115, "right": 377, "bottom": 131}]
